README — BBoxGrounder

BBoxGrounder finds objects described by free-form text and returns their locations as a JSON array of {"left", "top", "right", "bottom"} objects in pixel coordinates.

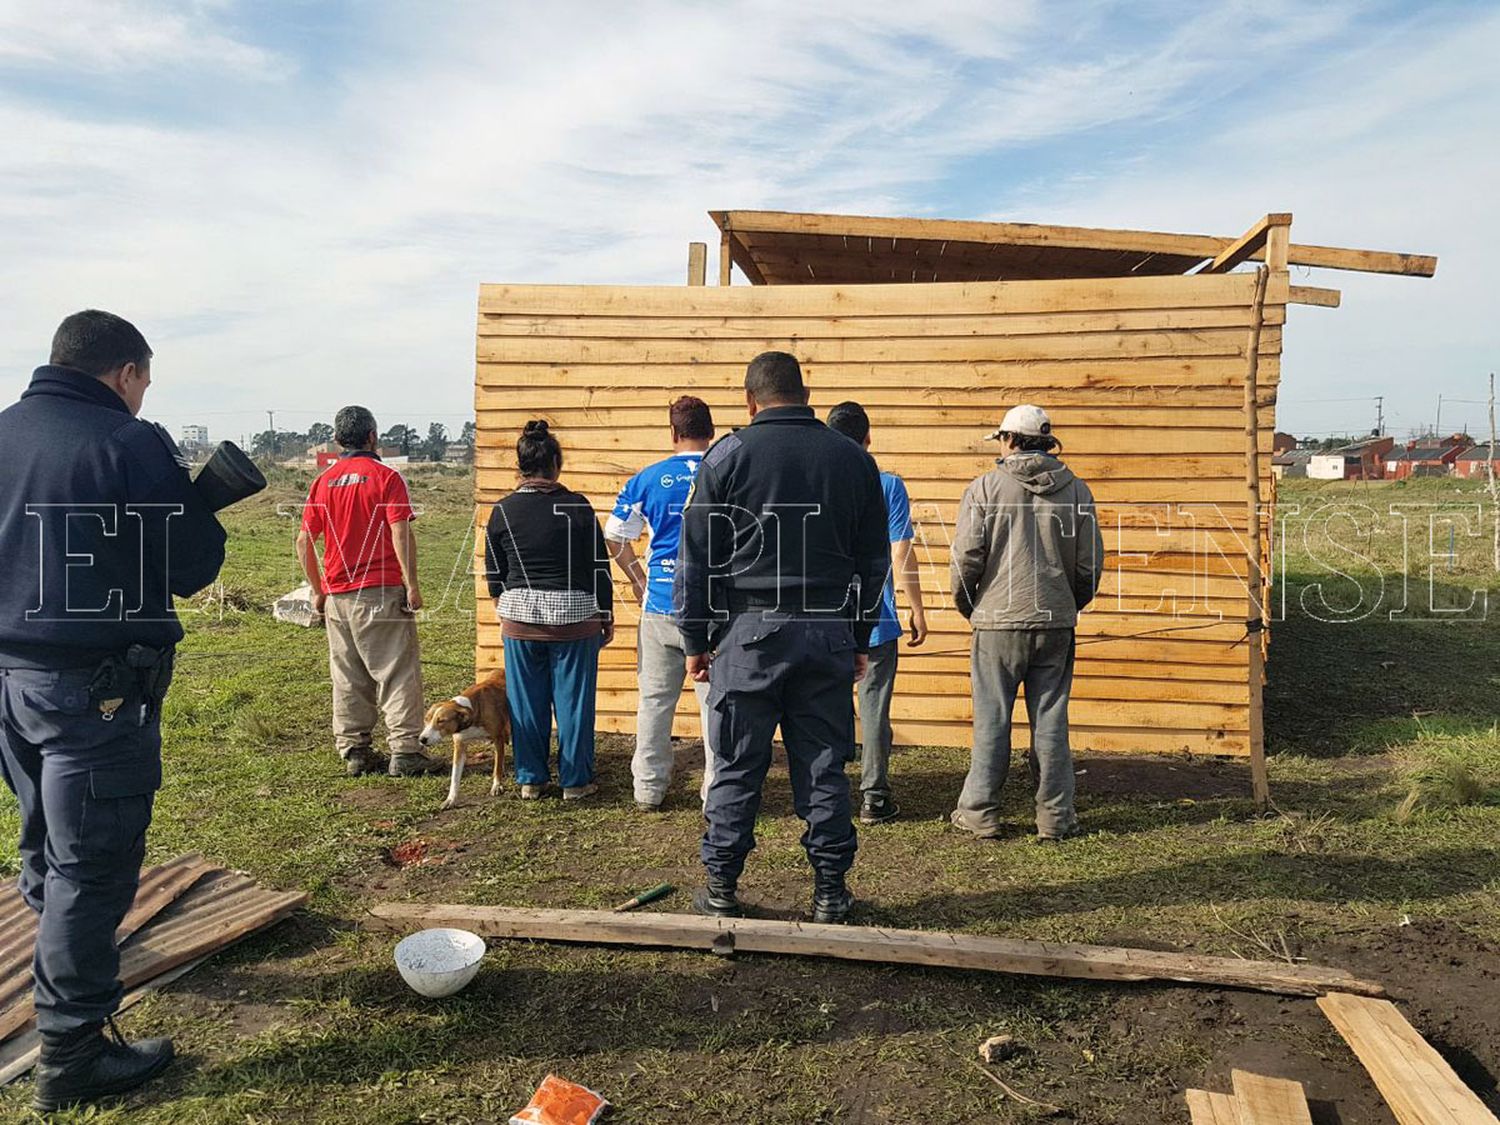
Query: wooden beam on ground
[
  {"left": 365, "top": 904, "right": 1386, "bottom": 997},
  {"left": 1186, "top": 1089, "right": 1241, "bottom": 1124},
  {"left": 708, "top": 209, "right": 1437, "bottom": 277},
  {"left": 687, "top": 242, "right": 707, "bottom": 286},
  {"left": 1231, "top": 1070, "right": 1314, "bottom": 1124},
  {"left": 1289, "top": 285, "right": 1340, "bottom": 308},
  {"left": 1317, "top": 993, "right": 1498, "bottom": 1125},
  {"left": 1201, "top": 214, "right": 1292, "bottom": 275}
]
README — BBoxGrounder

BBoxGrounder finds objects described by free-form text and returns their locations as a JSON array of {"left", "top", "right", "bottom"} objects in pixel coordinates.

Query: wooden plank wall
[{"left": 474, "top": 273, "right": 1285, "bottom": 755}]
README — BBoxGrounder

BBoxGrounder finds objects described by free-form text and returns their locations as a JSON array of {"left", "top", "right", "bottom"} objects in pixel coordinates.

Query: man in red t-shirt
[{"left": 297, "top": 406, "right": 443, "bottom": 777}]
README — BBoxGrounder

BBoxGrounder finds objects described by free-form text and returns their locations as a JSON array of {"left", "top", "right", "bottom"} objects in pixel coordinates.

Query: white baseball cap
[{"left": 986, "top": 404, "right": 1051, "bottom": 440}]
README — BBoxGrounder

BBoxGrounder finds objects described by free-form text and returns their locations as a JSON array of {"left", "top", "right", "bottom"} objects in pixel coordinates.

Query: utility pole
[
  {"left": 1373, "top": 395, "right": 1384, "bottom": 436},
  {"left": 1488, "top": 373, "right": 1498, "bottom": 571},
  {"left": 266, "top": 410, "right": 276, "bottom": 456},
  {"left": 1434, "top": 394, "right": 1443, "bottom": 439}
]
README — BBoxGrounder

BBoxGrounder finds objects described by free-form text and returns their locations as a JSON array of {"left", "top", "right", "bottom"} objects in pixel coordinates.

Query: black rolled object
[{"left": 194, "top": 441, "right": 267, "bottom": 511}]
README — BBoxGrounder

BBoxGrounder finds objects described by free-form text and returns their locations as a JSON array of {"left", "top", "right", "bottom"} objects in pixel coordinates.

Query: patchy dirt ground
[{"left": 62, "top": 744, "right": 1492, "bottom": 1124}]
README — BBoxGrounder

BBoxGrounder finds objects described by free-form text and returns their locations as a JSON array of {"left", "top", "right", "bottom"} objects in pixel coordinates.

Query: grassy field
[{"left": 1, "top": 471, "right": 1498, "bottom": 1123}]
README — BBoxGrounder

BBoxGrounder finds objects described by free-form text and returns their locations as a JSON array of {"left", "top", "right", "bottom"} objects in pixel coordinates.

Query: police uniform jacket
[
  {"left": 0, "top": 366, "right": 228, "bottom": 669},
  {"left": 675, "top": 404, "right": 889, "bottom": 656}
]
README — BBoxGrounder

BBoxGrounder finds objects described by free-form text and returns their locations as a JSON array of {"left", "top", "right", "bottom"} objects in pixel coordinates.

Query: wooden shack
[{"left": 474, "top": 211, "right": 1434, "bottom": 795}]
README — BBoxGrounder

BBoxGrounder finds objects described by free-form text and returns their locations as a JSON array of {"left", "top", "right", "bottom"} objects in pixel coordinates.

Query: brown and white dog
[{"left": 420, "top": 669, "right": 510, "bottom": 810}]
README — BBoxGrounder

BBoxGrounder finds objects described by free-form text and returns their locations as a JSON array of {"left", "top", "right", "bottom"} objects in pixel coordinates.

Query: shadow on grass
[
  {"left": 898, "top": 845, "right": 1498, "bottom": 928},
  {"left": 1267, "top": 578, "right": 1500, "bottom": 757},
  {"left": 173, "top": 955, "right": 1099, "bottom": 1096}
]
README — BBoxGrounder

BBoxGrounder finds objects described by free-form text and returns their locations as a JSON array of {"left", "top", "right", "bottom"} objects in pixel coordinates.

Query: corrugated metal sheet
[{"left": 0, "top": 855, "right": 303, "bottom": 1047}]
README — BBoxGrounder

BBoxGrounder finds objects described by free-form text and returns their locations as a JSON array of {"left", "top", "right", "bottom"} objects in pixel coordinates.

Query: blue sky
[{"left": 1, "top": 0, "right": 1494, "bottom": 442}]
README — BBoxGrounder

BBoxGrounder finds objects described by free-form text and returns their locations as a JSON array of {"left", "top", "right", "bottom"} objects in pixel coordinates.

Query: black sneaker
[
  {"left": 811, "top": 874, "right": 854, "bottom": 924},
  {"left": 388, "top": 752, "right": 448, "bottom": 777},
  {"left": 32, "top": 1019, "right": 174, "bottom": 1113},
  {"left": 860, "top": 793, "right": 899, "bottom": 825},
  {"left": 344, "top": 746, "right": 388, "bottom": 776},
  {"left": 692, "top": 881, "right": 742, "bottom": 918}
]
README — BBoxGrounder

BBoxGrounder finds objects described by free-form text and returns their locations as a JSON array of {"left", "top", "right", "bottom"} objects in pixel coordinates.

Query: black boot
[
  {"left": 33, "top": 1018, "right": 174, "bottom": 1112},
  {"left": 811, "top": 873, "right": 854, "bottom": 924},
  {"left": 692, "top": 879, "right": 742, "bottom": 918}
]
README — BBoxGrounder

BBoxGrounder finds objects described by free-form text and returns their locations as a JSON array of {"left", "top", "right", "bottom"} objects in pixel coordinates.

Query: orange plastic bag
[{"left": 509, "top": 1074, "right": 610, "bottom": 1125}]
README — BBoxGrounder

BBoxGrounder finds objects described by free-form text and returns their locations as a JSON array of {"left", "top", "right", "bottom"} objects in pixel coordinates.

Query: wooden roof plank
[
  {"left": 1200, "top": 214, "right": 1292, "bottom": 274},
  {"left": 1288, "top": 285, "right": 1340, "bottom": 308},
  {"left": 711, "top": 209, "right": 1436, "bottom": 278}
]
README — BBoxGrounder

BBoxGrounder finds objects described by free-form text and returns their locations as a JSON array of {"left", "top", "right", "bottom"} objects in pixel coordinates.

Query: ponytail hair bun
[{"left": 517, "top": 419, "right": 562, "bottom": 478}]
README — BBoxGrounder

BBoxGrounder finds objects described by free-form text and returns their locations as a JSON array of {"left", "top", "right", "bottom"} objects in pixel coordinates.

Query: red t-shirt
[{"left": 301, "top": 452, "right": 416, "bottom": 593}]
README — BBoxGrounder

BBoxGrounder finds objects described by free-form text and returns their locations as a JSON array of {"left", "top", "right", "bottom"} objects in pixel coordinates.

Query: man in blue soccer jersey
[
  {"left": 826, "top": 401, "right": 929, "bottom": 824},
  {"left": 605, "top": 396, "right": 717, "bottom": 811}
]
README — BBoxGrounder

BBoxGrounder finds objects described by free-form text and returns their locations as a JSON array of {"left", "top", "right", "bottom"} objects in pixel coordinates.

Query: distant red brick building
[
  {"left": 1385, "top": 435, "right": 1469, "bottom": 479},
  {"left": 1456, "top": 443, "right": 1500, "bottom": 479}
]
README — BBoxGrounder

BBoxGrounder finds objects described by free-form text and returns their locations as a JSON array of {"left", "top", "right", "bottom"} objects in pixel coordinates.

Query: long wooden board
[
  {"left": 1317, "top": 993, "right": 1497, "bottom": 1125},
  {"left": 366, "top": 904, "right": 1383, "bottom": 997},
  {"left": 1231, "top": 1070, "right": 1313, "bottom": 1125},
  {"left": 479, "top": 273, "right": 1294, "bottom": 315}
]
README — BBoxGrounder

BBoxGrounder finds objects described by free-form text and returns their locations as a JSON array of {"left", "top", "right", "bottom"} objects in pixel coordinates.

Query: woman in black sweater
[{"left": 484, "top": 421, "right": 612, "bottom": 799}]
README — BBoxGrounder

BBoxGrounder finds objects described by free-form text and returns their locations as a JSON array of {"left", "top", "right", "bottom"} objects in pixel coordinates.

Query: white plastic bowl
[{"left": 393, "top": 927, "right": 486, "bottom": 997}]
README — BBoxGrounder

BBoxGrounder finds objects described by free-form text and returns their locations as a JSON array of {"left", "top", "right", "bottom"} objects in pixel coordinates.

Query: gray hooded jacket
[{"left": 950, "top": 452, "right": 1104, "bottom": 630}]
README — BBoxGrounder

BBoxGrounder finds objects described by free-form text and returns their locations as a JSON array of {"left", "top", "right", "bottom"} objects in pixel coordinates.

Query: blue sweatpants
[{"left": 502, "top": 635, "right": 600, "bottom": 789}]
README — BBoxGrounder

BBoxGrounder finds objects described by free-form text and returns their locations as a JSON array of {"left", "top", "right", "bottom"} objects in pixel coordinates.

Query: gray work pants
[
  {"left": 955, "top": 628, "right": 1077, "bottom": 837},
  {"left": 324, "top": 586, "right": 424, "bottom": 760},
  {"left": 631, "top": 611, "right": 716, "bottom": 805},
  {"left": 855, "top": 640, "right": 898, "bottom": 796}
]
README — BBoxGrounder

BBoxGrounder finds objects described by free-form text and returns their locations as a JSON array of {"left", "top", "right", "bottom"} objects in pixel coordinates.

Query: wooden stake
[
  {"left": 687, "top": 242, "right": 707, "bottom": 287},
  {"left": 718, "top": 230, "right": 732, "bottom": 286},
  {"left": 1244, "top": 265, "right": 1272, "bottom": 810},
  {"left": 364, "top": 903, "right": 1386, "bottom": 997}
]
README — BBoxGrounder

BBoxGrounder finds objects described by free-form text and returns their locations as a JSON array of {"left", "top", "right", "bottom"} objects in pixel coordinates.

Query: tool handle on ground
[{"left": 612, "top": 882, "right": 675, "bottom": 913}]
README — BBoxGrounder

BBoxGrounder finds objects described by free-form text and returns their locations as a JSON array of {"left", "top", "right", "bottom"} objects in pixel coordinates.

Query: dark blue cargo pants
[
  {"left": 700, "top": 614, "right": 859, "bottom": 884},
  {"left": 0, "top": 667, "right": 162, "bottom": 1034}
]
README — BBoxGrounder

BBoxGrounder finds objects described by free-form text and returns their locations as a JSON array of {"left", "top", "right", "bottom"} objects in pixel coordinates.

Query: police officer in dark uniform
[
  {"left": 0, "top": 310, "right": 227, "bottom": 1112},
  {"left": 677, "top": 351, "right": 888, "bottom": 923}
]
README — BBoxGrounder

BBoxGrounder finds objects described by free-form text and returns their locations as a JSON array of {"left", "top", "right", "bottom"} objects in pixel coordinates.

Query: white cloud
[
  {"left": 0, "top": 0, "right": 287, "bottom": 77},
  {"left": 0, "top": 1, "right": 1491, "bottom": 442}
]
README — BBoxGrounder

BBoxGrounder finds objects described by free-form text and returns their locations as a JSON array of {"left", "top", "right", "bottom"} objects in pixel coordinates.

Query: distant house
[
  {"left": 1272, "top": 431, "right": 1297, "bottom": 454},
  {"left": 1272, "top": 447, "right": 1313, "bottom": 480},
  {"left": 1307, "top": 435, "right": 1395, "bottom": 481},
  {"left": 1456, "top": 443, "right": 1500, "bottom": 480},
  {"left": 1385, "top": 441, "right": 1466, "bottom": 479},
  {"left": 180, "top": 424, "right": 209, "bottom": 446}
]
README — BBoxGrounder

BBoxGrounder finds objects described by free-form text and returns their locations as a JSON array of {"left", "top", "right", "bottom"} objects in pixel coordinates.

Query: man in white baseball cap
[{"left": 949, "top": 403, "right": 1103, "bottom": 842}]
